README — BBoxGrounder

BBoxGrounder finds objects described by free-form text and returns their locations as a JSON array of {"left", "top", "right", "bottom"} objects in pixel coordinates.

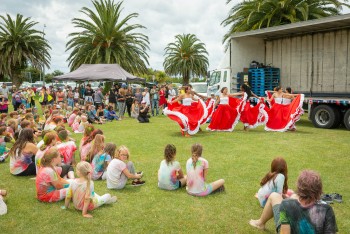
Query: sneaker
[
  {"left": 131, "top": 179, "right": 145, "bottom": 186},
  {"left": 321, "top": 194, "right": 333, "bottom": 204},
  {"left": 0, "top": 156, "right": 5, "bottom": 163},
  {"left": 330, "top": 193, "right": 343, "bottom": 203}
]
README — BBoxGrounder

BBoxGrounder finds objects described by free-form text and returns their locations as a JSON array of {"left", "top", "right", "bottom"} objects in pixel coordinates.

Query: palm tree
[
  {"left": 222, "top": 0, "right": 350, "bottom": 44},
  {"left": 0, "top": 14, "right": 51, "bottom": 87},
  {"left": 66, "top": 0, "right": 149, "bottom": 74},
  {"left": 163, "top": 34, "right": 209, "bottom": 85}
]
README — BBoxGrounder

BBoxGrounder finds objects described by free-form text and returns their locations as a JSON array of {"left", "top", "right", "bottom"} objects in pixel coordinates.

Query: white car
[{"left": 190, "top": 82, "right": 208, "bottom": 97}]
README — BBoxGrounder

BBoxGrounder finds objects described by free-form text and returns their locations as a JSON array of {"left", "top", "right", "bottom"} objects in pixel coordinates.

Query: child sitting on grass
[
  {"left": 0, "top": 126, "right": 14, "bottom": 163},
  {"left": 36, "top": 147, "right": 70, "bottom": 202},
  {"left": 91, "top": 142, "right": 115, "bottom": 180},
  {"left": 256, "top": 157, "right": 289, "bottom": 207},
  {"left": 186, "top": 143, "right": 225, "bottom": 196},
  {"left": 105, "top": 145, "right": 145, "bottom": 189},
  {"left": 158, "top": 144, "right": 186, "bottom": 190},
  {"left": 57, "top": 130, "right": 77, "bottom": 166},
  {"left": 0, "top": 189, "right": 7, "bottom": 215},
  {"left": 62, "top": 161, "right": 117, "bottom": 218}
]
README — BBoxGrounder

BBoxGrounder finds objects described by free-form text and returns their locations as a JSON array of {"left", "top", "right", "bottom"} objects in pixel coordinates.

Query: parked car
[{"left": 190, "top": 82, "right": 208, "bottom": 97}]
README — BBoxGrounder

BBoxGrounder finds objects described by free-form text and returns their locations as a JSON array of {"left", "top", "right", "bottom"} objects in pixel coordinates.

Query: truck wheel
[
  {"left": 311, "top": 105, "right": 340, "bottom": 129},
  {"left": 343, "top": 109, "right": 350, "bottom": 130}
]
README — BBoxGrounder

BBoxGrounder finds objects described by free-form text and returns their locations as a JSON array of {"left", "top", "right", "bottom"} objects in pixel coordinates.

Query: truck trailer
[{"left": 208, "top": 14, "right": 350, "bottom": 130}]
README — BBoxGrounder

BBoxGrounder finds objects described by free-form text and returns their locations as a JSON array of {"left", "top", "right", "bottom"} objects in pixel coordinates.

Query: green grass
[{"left": 0, "top": 114, "right": 349, "bottom": 233}]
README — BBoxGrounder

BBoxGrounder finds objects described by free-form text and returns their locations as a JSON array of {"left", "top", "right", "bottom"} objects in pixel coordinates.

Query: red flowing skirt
[
  {"left": 240, "top": 100, "right": 268, "bottom": 128},
  {"left": 164, "top": 99, "right": 206, "bottom": 135},
  {"left": 207, "top": 97, "right": 243, "bottom": 131},
  {"left": 265, "top": 94, "right": 304, "bottom": 132},
  {"left": 200, "top": 98, "right": 216, "bottom": 125}
]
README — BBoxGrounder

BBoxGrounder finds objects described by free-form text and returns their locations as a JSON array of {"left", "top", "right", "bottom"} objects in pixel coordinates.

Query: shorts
[
  {"left": 273, "top": 204, "right": 281, "bottom": 232},
  {"left": 188, "top": 184, "right": 213, "bottom": 197}
]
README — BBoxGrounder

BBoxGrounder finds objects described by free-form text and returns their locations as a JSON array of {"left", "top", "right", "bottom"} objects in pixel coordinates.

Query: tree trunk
[
  {"left": 12, "top": 71, "right": 22, "bottom": 88},
  {"left": 183, "top": 71, "right": 190, "bottom": 85}
]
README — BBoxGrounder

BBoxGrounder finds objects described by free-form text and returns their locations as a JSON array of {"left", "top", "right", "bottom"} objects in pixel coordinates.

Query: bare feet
[
  {"left": 249, "top": 219, "right": 265, "bottom": 230},
  {"left": 0, "top": 190, "right": 7, "bottom": 197}
]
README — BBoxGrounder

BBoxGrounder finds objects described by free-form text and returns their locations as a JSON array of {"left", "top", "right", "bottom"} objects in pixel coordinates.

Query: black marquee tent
[{"left": 53, "top": 64, "right": 145, "bottom": 82}]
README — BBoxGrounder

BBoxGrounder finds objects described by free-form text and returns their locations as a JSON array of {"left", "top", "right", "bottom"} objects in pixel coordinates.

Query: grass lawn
[{"left": 0, "top": 114, "right": 349, "bottom": 233}]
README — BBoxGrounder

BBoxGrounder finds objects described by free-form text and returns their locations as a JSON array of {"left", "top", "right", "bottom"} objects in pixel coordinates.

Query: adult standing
[
  {"left": 56, "top": 88, "right": 65, "bottom": 105},
  {"left": 39, "top": 87, "right": 48, "bottom": 110},
  {"left": 167, "top": 84, "right": 177, "bottom": 102},
  {"left": 108, "top": 87, "right": 116, "bottom": 109},
  {"left": 93, "top": 87, "right": 104, "bottom": 109},
  {"left": 125, "top": 86, "right": 134, "bottom": 118},
  {"left": 67, "top": 86, "right": 74, "bottom": 108},
  {"left": 159, "top": 85, "right": 167, "bottom": 114},
  {"left": 117, "top": 84, "right": 127, "bottom": 120},
  {"left": 150, "top": 85, "right": 159, "bottom": 116},
  {"left": 27, "top": 87, "right": 35, "bottom": 108},
  {"left": 134, "top": 88, "right": 143, "bottom": 104},
  {"left": 0, "top": 83, "right": 10, "bottom": 113},
  {"left": 142, "top": 87, "right": 150, "bottom": 107},
  {"left": 84, "top": 84, "right": 94, "bottom": 104},
  {"left": 164, "top": 86, "right": 206, "bottom": 137},
  {"left": 12, "top": 87, "right": 22, "bottom": 111},
  {"left": 207, "top": 87, "right": 244, "bottom": 132}
]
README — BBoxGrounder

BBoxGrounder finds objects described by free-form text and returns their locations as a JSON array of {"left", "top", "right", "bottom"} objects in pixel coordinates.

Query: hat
[
  {"left": 56, "top": 105, "right": 61, "bottom": 109},
  {"left": 141, "top": 100, "right": 146, "bottom": 104}
]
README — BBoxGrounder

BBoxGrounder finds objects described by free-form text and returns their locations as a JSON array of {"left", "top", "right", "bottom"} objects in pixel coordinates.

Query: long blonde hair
[
  {"left": 115, "top": 145, "right": 130, "bottom": 159},
  {"left": 86, "top": 134, "right": 105, "bottom": 162},
  {"left": 76, "top": 161, "right": 93, "bottom": 198}
]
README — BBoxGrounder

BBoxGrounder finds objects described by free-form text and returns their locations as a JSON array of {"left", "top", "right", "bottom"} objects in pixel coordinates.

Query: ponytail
[{"left": 76, "top": 161, "right": 93, "bottom": 198}]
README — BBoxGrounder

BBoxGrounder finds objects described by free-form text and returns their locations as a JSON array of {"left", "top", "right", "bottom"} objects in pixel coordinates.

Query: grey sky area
[{"left": 1, "top": 1, "right": 349, "bottom": 74}]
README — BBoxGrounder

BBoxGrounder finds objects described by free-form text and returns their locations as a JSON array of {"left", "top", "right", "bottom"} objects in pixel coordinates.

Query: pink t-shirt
[
  {"left": 186, "top": 157, "right": 209, "bottom": 194},
  {"left": 68, "top": 113, "right": 76, "bottom": 126},
  {"left": 36, "top": 167, "right": 67, "bottom": 202},
  {"left": 57, "top": 141, "right": 77, "bottom": 165}
]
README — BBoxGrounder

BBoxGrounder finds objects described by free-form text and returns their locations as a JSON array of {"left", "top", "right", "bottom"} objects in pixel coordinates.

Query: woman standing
[
  {"left": 164, "top": 86, "right": 206, "bottom": 137},
  {"left": 117, "top": 84, "right": 127, "bottom": 120},
  {"left": 158, "top": 85, "right": 167, "bottom": 113},
  {"left": 207, "top": 87, "right": 244, "bottom": 132},
  {"left": 125, "top": 86, "right": 134, "bottom": 118},
  {"left": 265, "top": 87, "right": 304, "bottom": 132}
]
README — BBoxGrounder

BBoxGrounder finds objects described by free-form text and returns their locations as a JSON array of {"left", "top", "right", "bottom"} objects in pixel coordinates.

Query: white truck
[{"left": 208, "top": 14, "right": 350, "bottom": 130}]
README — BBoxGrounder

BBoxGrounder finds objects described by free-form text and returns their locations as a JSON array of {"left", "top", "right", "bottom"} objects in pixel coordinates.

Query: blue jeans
[
  {"left": 67, "top": 98, "right": 74, "bottom": 108},
  {"left": 152, "top": 99, "right": 159, "bottom": 116}
]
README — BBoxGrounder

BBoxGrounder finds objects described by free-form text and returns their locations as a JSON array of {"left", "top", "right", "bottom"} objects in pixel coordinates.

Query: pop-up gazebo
[{"left": 53, "top": 64, "right": 145, "bottom": 82}]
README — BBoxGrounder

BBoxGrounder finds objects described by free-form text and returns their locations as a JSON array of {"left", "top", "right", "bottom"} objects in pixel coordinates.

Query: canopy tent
[{"left": 53, "top": 64, "right": 145, "bottom": 82}]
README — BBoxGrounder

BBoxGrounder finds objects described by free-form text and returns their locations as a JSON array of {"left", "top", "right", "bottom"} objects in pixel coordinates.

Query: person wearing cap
[{"left": 138, "top": 101, "right": 150, "bottom": 123}]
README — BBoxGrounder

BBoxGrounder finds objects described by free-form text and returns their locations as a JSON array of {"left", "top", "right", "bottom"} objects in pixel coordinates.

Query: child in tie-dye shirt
[
  {"left": 91, "top": 142, "right": 114, "bottom": 180},
  {"left": 36, "top": 147, "right": 70, "bottom": 202},
  {"left": 57, "top": 130, "right": 77, "bottom": 165},
  {"left": 186, "top": 143, "right": 225, "bottom": 196},
  {"left": 256, "top": 157, "right": 289, "bottom": 207},
  {"left": 158, "top": 144, "right": 186, "bottom": 190},
  {"left": 63, "top": 161, "right": 117, "bottom": 218}
]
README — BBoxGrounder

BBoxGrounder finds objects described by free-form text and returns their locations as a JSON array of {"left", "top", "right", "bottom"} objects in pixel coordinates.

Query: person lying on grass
[{"left": 62, "top": 161, "right": 117, "bottom": 218}]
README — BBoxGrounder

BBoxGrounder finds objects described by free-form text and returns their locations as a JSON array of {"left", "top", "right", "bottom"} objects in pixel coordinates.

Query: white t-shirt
[
  {"left": 186, "top": 157, "right": 209, "bottom": 194},
  {"left": 158, "top": 160, "right": 181, "bottom": 190},
  {"left": 257, "top": 173, "right": 285, "bottom": 207},
  {"left": 106, "top": 159, "right": 127, "bottom": 189}
]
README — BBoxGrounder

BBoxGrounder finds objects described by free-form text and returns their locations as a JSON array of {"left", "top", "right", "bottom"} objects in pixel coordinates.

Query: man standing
[
  {"left": 150, "top": 85, "right": 159, "bottom": 116},
  {"left": 84, "top": 84, "right": 94, "bottom": 104}
]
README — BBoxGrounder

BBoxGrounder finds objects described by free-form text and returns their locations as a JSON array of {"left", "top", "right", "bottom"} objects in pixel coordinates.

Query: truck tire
[
  {"left": 311, "top": 105, "right": 340, "bottom": 129},
  {"left": 343, "top": 109, "right": 350, "bottom": 130}
]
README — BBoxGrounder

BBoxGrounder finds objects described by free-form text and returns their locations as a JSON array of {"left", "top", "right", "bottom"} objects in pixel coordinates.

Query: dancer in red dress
[
  {"left": 265, "top": 87, "right": 304, "bottom": 132},
  {"left": 239, "top": 84, "right": 268, "bottom": 131},
  {"left": 164, "top": 86, "right": 206, "bottom": 137},
  {"left": 158, "top": 86, "right": 167, "bottom": 112},
  {"left": 207, "top": 87, "right": 245, "bottom": 132}
]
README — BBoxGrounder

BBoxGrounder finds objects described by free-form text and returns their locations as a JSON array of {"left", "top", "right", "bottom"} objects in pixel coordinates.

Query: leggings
[
  {"left": 93, "top": 193, "right": 113, "bottom": 209},
  {"left": 17, "top": 162, "right": 36, "bottom": 176}
]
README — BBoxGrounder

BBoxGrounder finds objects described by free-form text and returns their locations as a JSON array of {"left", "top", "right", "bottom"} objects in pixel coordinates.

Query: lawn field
[{"left": 0, "top": 115, "right": 349, "bottom": 233}]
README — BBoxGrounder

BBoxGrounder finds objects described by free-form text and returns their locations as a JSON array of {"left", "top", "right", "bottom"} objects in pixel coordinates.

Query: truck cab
[{"left": 207, "top": 68, "right": 233, "bottom": 95}]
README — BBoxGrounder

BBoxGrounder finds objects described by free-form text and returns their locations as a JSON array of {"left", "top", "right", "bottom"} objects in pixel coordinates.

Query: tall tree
[
  {"left": 163, "top": 34, "right": 209, "bottom": 85},
  {"left": 0, "top": 14, "right": 51, "bottom": 87},
  {"left": 222, "top": 0, "right": 349, "bottom": 43},
  {"left": 66, "top": 0, "right": 150, "bottom": 74}
]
